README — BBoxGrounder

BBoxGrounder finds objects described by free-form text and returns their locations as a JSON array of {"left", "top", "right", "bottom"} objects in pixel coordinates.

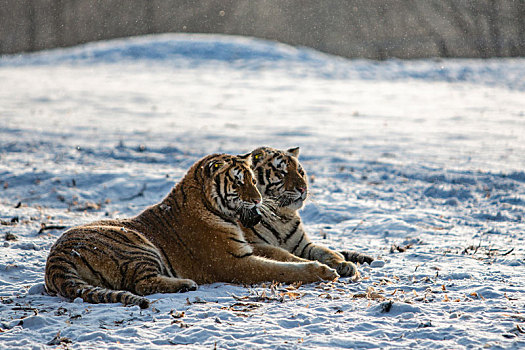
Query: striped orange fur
[
  {"left": 243, "top": 147, "right": 373, "bottom": 280},
  {"left": 45, "top": 153, "right": 338, "bottom": 308}
]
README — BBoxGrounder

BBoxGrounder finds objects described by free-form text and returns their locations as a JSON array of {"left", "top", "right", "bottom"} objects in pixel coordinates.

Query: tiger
[
  {"left": 45, "top": 153, "right": 338, "bottom": 308},
  {"left": 241, "top": 146, "right": 374, "bottom": 280}
]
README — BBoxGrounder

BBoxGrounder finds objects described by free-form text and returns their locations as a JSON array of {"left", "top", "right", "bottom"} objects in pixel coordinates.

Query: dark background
[{"left": 1, "top": 0, "right": 524, "bottom": 59}]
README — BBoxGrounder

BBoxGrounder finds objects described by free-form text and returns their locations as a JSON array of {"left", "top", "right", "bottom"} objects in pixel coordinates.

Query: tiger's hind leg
[
  {"left": 45, "top": 256, "right": 151, "bottom": 309},
  {"left": 134, "top": 275, "right": 197, "bottom": 295},
  {"left": 123, "top": 251, "right": 198, "bottom": 295},
  {"left": 45, "top": 225, "right": 195, "bottom": 308}
]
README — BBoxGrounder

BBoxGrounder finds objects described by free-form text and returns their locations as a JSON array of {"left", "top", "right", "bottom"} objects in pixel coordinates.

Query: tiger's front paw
[
  {"left": 178, "top": 279, "right": 198, "bottom": 293},
  {"left": 340, "top": 250, "right": 374, "bottom": 265},
  {"left": 336, "top": 261, "right": 360, "bottom": 281},
  {"left": 308, "top": 261, "right": 339, "bottom": 281}
]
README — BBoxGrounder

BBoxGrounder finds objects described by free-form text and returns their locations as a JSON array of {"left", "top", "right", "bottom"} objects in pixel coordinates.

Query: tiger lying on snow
[
  {"left": 45, "top": 153, "right": 338, "bottom": 308},
  {"left": 242, "top": 147, "right": 373, "bottom": 281}
]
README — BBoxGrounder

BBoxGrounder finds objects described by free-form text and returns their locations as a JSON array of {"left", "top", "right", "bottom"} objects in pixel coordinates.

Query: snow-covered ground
[{"left": 1, "top": 34, "right": 524, "bottom": 349}]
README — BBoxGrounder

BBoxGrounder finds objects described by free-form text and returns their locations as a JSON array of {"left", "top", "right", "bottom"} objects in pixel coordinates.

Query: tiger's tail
[
  {"left": 74, "top": 284, "right": 149, "bottom": 309},
  {"left": 45, "top": 260, "right": 150, "bottom": 309}
]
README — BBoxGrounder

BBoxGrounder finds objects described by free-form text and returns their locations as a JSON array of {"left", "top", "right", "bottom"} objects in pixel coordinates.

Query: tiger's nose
[
  {"left": 251, "top": 198, "right": 262, "bottom": 209},
  {"left": 297, "top": 187, "right": 306, "bottom": 194}
]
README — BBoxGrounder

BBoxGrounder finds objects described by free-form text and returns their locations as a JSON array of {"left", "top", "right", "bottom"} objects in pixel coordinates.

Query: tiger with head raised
[
  {"left": 241, "top": 146, "right": 373, "bottom": 280},
  {"left": 45, "top": 153, "right": 338, "bottom": 308}
]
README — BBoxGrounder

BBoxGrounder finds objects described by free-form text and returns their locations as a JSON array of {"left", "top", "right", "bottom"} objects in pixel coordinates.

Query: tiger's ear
[
  {"left": 287, "top": 147, "right": 300, "bottom": 158},
  {"left": 237, "top": 153, "right": 253, "bottom": 166}
]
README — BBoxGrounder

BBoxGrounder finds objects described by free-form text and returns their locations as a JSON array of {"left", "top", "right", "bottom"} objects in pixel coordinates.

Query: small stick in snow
[
  {"left": 47, "top": 331, "right": 72, "bottom": 346},
  {"left": 501, "top": 248, "right": 514, "bottom": 256},
  {"left": 390, "top": 244, "right": 412, "bottom": 253},
  {"left": 38, "top": 223, "right": 67, "bottom": 234},
  {"left": 12, "top": 306, "right": 38, "bottom": 314},
  {"left": 351, "top": 220, "right": 364, "bottom": 233},
  {"left": 0, "top": 217, "right": 19, "bottom": 226},
  {"left": 120, "top": 183, "right": 147, "bottom": 201},
  {"left": 5, "top": 232, "right": 17, "bottom": 241}
]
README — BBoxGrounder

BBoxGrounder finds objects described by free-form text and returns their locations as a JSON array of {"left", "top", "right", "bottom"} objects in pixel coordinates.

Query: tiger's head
[
  {"left": 198, "top": 153, "right": 262, "bottom": 228},
  {"left": 250, "top": 146, "right": 308, "bottom": 211}
]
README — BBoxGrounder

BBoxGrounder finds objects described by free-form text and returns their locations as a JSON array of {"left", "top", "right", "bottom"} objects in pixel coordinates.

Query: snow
[{"left": 1, "top": 33, "right": 524, "bottom": 349}]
